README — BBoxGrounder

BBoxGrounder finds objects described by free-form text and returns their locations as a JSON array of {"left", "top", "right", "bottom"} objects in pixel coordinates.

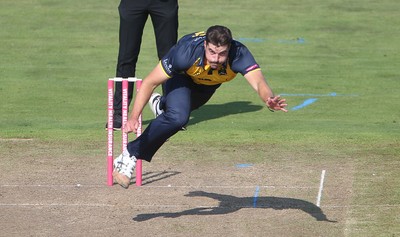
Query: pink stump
[
  {"left": 107, "top": 79, "right": 114, "bottom": 186},
  {"left": 135, "top": 80, "right": 142, "bottom": 186},
  {"left": 122, "top": 79, "right": 129, "bottom": 151},
  {"left": 107, "top": 77, "right": 143, "bottom": 187}
]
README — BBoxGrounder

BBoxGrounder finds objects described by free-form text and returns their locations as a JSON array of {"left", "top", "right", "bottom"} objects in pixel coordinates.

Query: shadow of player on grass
[
  {"left": 188, "top": 101, "right": 263, "bottom": 126},
  {"left": 142, "top": 101, "right": 263, "bottom": 126},
  {"left": 132, "top": 191, "right": 337, "bottom": 222}
]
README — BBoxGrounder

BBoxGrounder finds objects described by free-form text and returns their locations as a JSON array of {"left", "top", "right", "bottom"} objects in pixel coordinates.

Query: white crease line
[
  {"left": 1, "top": 203, "right": 399, "bottom": 208},
  {"left": 0, "top": 184, "right": 318, "bottom": 189},
  {"left": 321, "top": 204, "right": 400, "bottom": 208},
  {"left": 1, "top": 184, "right": 103, "bottom": 188},
  {"left": 316, "top": 170, "right": 326, "bottom": 207},
  {"left": 0, "top": 203, "right": 114, "bottom": 207},
  {"left": 0, "top": 203, "right": 218, "bottom": 208},
  {"left": 0, "top": 138, "right": 34, "bottom": 141}
]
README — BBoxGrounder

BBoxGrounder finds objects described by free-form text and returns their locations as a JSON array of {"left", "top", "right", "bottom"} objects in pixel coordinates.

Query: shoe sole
[{"left": 112, "top": 171, "right": 131, "bottom": 188}]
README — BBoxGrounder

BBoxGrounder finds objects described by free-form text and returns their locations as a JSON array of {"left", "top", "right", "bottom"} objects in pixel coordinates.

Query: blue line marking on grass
[
  {"left": 280, "top": 92, "right": 358, "bottom": 97},
  {"left": 236, "top": 164, "right": 253, "bottom": 168},
  {"left": 277, "top": 37, "right": 306, "bottom": 44},
  {"left": 237, "top": 38, "right": 306, "bottom": 44},
  {"left": 253, "top": 186, "right": 260, "bottom": 208},
  {"left": 237, "top": 38, "right": 265, "bottom": 43},
  {"left": 281, "top": 92, "right": 359, "bottom": 110},
  {"left": 291, "top": 98, "right": 318, "bottom": 111}
]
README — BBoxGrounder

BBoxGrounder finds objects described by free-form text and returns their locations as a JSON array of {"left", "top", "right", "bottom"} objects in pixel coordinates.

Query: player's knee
[{"left": 165, "top": 111, "right": 189, "bottom": 129}]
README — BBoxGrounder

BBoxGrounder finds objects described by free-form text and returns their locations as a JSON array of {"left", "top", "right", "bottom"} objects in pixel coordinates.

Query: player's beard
[{"left": 209, "top": 62, "right": 220, "bottom": 69}]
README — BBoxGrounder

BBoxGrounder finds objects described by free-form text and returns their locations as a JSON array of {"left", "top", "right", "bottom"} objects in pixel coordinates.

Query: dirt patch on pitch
[{"left": 0, "top": 139, "right": 352, "bottom": 236}]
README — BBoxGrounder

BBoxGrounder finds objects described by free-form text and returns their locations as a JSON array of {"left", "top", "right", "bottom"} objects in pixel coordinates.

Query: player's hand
[
  {"left": 123, "top": 118, "right": 139, "bottom": 134},
  {"left": 267, "top": 96, "right": 288, "bottom": 112}
]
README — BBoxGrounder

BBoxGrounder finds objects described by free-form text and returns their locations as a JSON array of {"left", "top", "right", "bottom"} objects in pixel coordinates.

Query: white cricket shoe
[
  {"left": 113, "top": 149, "right": 137, "bottom": 188},
  {"left": 149, "top": 93, "right": 164, "bottom": 118},
  {"left": 148, "top": 92, "right": 186, "bottom": 131}
]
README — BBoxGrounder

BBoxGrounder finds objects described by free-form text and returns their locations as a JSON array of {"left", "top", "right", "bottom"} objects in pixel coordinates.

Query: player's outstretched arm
[{"left": 244, "top": 70, "right": 288, "bottom": 112}]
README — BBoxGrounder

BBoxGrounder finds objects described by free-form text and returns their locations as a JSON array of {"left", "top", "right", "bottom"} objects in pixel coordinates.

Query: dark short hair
[{"left": 205, "top": 25, "right": 232, "bottom": 47}]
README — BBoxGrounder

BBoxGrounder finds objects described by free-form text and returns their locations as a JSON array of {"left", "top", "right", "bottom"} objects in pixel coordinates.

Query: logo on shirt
[
  {"left": 218, "top": 68, "right": 227, "bottom": 75},
  {"left": 162, "top": 58, "right": 172, "bottom": 74}
]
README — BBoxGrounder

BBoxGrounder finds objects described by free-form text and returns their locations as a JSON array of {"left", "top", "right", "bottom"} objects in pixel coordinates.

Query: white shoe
[
  {"left": 149, "top": 93, "right": 164, "bottom": 118},
  {"left": 148, "top": 93, "right": 186, "bottom": 131},
  {"left": 113, "top": 149, "right": 137, "bottom": 188}
]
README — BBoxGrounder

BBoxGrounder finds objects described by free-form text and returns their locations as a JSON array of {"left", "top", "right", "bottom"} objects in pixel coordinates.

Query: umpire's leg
[
  {"left": 149, "top": 0, "right": 178, "bottom": 59},
  {"left": 114, "top": 0, "right": 149, "bottom": 114},
  {"left": 149, "top": 0, "right": 178, "bottom": 94}
]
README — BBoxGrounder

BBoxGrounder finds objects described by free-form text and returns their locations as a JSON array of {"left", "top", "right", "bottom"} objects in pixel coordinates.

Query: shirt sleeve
[
  {"left": 160, "top": 34, "right": 203, "bottom": 77},
  {"left": 230, "top": 42, "right": 260, "bottom": 76}
]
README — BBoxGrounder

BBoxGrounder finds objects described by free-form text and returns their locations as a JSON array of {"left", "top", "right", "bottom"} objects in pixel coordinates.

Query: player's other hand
[
  {"left": 123, "top": 119, "right": 140, "bottom": 134},
  {"left": 267, "top": 96, "right": 288, "bottom": 112}
]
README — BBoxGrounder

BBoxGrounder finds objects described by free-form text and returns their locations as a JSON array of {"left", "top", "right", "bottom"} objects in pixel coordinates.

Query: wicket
[{"left": 107, "top": 77, "right": 142, "bottom": 187}]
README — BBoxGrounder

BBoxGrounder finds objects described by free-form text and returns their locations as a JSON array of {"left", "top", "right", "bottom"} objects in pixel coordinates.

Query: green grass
[{"left": 0, "top": 0, "right": 399, "bottom": 236}]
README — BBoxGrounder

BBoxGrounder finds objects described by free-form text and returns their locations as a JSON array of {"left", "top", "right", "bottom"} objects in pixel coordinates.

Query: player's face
[{"left": 204, "top": 42, "right": 229, "bottom": 69}]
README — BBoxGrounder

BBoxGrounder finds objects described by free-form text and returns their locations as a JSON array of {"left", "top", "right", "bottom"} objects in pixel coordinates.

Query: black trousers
[{"left": 113, "top": 0, "right": 179, "bottom": 115}]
